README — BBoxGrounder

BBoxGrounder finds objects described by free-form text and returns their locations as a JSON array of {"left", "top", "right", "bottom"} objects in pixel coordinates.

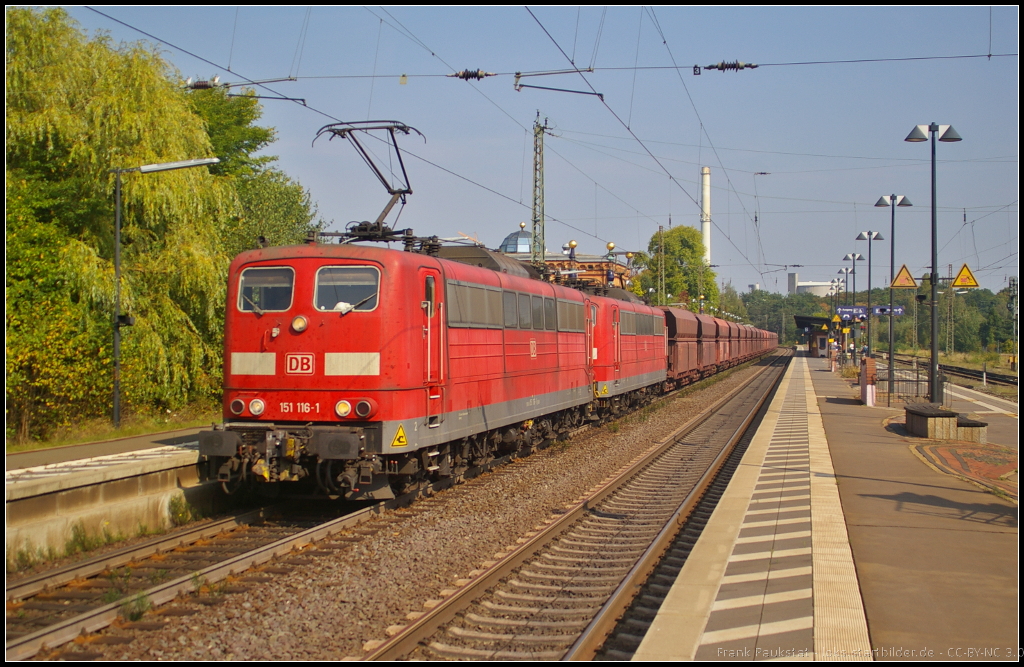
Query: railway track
[
  {"left": 891, "top": 353, "right": 1017, "bottom": 387},
  {"left": 365, "top": 351, "right": 790, "bottom": 660},
  {"left": 7, "top": 353, "right": 781, "bottom": 661},
  {"left": 4, "top": 503, "right": 397, "bottom": 661}
]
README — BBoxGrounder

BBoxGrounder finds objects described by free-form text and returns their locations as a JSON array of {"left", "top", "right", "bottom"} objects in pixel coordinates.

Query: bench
[{"left": 905, "top": 404, "right": 988, "bottom": 443}]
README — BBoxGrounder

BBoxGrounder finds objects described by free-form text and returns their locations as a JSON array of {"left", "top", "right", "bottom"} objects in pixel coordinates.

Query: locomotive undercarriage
[{"left": 203, "top": 385, "right": 661, "bottom": 501}]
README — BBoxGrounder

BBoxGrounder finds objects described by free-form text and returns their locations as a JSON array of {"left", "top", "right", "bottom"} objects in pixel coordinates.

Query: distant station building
[
  {"left": 497, "top": 227, "right": 633, "bottom": 291},
  {"left": 788, "top": 272, "right": 841, "bottom": 298},
  {"left": 793, "top": 314, "right": 834, "bottom": 358}
]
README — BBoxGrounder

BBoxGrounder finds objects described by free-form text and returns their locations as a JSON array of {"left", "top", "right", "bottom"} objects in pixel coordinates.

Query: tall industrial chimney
[{"left": 700, "top": 167, "right": 711, "bottom": 265}]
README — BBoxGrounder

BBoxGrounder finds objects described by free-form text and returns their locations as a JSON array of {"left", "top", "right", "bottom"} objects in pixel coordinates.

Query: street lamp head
[
  {"left": 856, "top": 231, "right": 883, "bottom": 241},
  {"left": 874, "top": 196, "right": 891, "bottom": 208},
  {"left": 138, "top": 157, "right": 220, "bottom": 173},
  {"left": 896, "top": 196, "right": 912, "bottom": 207},
  {"left": 905, "top": 125, "right": 929, "bottom": 142},
  {"left": 938, "top": 125, "right": 962, "bottom": 142},
  {"left": 844, "top": 253, "right": 863, "bottom": 261}
]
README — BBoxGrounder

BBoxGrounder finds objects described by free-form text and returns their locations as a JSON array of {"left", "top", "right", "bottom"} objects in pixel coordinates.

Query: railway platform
[
  {"left": 5, "top": 429, "right": 209, "bottom": 561},
  {"left": 634, "top": 352, "right": 1018, "bottom": 661}
]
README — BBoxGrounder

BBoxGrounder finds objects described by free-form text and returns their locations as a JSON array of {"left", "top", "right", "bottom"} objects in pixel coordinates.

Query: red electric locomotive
[{"left": 199, "top": 232, "right": 672, "bottom": 499}]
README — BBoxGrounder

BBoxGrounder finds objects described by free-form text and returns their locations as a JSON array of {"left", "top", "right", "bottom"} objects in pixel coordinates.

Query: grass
[
  {"left": 119, "top": 593, "right": 151, "bottom": 621},
  {"left": 65, "top": 521, "right": 125, "bottom": 557},
  {"left": 5, "top": 401, "right": 220, "bottom": 455},
  {"left": 168, "top": 494, "right": 201, "bottom": 527},
  {"left": 6, "top": 520, "right": 163, "bottom": 574}
]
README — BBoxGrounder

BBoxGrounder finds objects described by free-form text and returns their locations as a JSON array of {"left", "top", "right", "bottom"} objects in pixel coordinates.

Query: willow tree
[
  {"left": 187, "top": 86, "right": 325, "bottom": 259},
  {"left": 6, "top": 8, "right": 235, "bottom": 439}
]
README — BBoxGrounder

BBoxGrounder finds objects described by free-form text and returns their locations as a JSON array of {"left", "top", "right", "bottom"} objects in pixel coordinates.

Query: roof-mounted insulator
[
  {"left": 704, "top": 61, "right": 758, "bottom": 72},
  {"left": 448, "top": 69, "right": 496, "bottom": 81}
]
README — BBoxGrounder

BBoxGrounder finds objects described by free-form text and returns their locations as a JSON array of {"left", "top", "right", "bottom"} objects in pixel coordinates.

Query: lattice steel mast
[{"left": 531, "top": 113, "right": 551, "bottom": 266}]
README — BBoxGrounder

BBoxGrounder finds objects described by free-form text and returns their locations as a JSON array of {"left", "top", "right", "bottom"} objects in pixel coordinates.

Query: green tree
[
  {"left": 186, "top": 87, "right": 275, "bottom": 178},
  {"left": 718, "top": 282, "right": 748, "bottom": 321},
  {"left": 188, "top": 87, "right": 324, "bottom": 256},
  {"left": 6, "top": 7, "right": 233, "bottom": 439},
  {"left": 632, "top": 226, "right": 719, "bottom": 309}
]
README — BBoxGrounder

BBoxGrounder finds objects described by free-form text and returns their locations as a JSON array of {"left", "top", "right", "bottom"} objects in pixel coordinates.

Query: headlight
[
  {"left": 230, "top": 399, "right": 245, "bottom": 415},
  {"left": 249, "top": 398, "right": 266, "bottom": 416},
  {"left": 355, "top": 400, "right": 374, "bottom": 418},
  {"left": 291, "top": 315, "right": 308, "bottom": 332},
  {"left": 335, "top": 400, "right": 352, "bottom": 418}
]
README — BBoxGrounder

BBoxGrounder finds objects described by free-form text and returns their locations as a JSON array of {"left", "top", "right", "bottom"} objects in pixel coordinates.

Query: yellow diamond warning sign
[
  {"left": 391, "top": 424, "right": 408, "bottom": 448},
  {"left": 891, "top": 264, "right": 918, "bottom": 289},
  {"left": 951, "top": 264, "right": 979, "bottom": 288}
]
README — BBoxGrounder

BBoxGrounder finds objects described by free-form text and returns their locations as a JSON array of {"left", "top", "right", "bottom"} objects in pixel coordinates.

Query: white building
[{"left": 788, "top": 273, "right": 842, "bottom": 298}]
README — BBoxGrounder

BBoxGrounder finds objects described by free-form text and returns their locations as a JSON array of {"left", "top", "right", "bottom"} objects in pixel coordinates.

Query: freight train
[{"left": 199, "top": 227, "right": 778, "bottom": 500}]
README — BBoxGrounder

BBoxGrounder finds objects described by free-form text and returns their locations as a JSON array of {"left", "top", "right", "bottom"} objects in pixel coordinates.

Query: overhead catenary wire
[
  {"left": 645, "top": 6, "right": 765, "bottom": 279},
  {"left": 364, "top": 6, "right": 663, "bottom": 244},
  {"left": 83, "top": 5, "right": 616, "bottom": 245}
]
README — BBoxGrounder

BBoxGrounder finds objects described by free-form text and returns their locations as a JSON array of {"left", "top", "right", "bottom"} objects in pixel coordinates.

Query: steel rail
[
  {"left": 365, "top": 351, "right": 789, "bottom": 661},
  {"left": 564, "top": 353, "right": 786, "bottom": 659},
  {"left": 6, "top": 509, "right": 269, "bottom": 603},
  {"left": 5, "top": 501, "right": 392, "bottom": 661},
  {"left": 891, "top": 353, "right": 1017, "bottom": 387}
]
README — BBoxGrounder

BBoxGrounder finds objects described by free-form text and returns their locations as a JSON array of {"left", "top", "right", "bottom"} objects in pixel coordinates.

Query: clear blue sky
[{"left": 64, "top": 6, "right": 1018, "bottom": 294}]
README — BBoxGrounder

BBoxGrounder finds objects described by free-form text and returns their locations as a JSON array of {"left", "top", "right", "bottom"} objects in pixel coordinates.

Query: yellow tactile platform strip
[{"left": 633, "top": 356, "right": 871, "bottom": 661}]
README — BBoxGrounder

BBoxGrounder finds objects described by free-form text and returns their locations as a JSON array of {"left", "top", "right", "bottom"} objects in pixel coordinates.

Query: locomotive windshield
[
  {"left": 237, "top": 267, "right": 294, "bottom": 313},
  {"left": 315, "top": 266, "right": 380, "bottom": 312}
]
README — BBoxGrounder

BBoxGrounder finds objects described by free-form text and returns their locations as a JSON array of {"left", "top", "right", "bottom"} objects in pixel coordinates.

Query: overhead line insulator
[
  {"left": 703, "top": 61, "right": 759, "bottom": 72},
  {"left": 448, "top": 69, "right": 496, "bottom": 81}
]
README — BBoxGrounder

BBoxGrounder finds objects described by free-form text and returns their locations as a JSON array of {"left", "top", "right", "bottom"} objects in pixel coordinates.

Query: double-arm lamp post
[
  {"left": 905, "top": 123, "right": 961, "bottom": 403},
  {"left": 837, "top": 268, "right": 851, "bottom": 306},
  {"left": 855, "top": 232, "right": 885, "bottom": 356},
  {"left": 875, "top": 194, "right": 912, "bottom": 397},
  {"left": 111, "top": 157, "right": 220, "bottom": 428}
]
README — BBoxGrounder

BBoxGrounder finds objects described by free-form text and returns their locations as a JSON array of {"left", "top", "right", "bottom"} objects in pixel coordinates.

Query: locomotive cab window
[
  {"left": 238, "top": 266, "right": 295, "bottom": 313},
  {"left": 315, "top": 266, "right": 380, "bottom": 312}
]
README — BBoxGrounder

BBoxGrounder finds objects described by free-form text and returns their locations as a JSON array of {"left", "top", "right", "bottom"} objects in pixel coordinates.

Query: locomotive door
[
  {"left": 585, "top": 301, "right": 596, "bottom": 383},
  {"left": 611, "top": 305, "right": 621, "bottom": 375},
  {"left": 420, "top": 268, "right": 444, "bottom": 428}
]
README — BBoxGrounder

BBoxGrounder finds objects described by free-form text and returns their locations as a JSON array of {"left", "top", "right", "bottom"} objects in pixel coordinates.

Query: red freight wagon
[{"left": 661, "top": 307, "right": 701, "bottom": 387}]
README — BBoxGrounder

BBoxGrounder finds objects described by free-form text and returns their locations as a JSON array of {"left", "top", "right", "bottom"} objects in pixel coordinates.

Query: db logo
[{"left": 285, "top": 353, "right": 315, "bottom": 375}]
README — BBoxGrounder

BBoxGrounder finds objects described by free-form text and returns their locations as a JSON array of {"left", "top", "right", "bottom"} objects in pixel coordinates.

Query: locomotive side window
[
  {"left": 556, "top": 299, "right": 585, "bottom": 332},
  {"left": 446, "top": 281, "right": 502, "bottom": 329},
  {"left": 544, "top": 298, "right": 556, "bottom": 331},
  {"left": 517, "top": 294, "right": 532, "bottom": 329},
  {"left": 503, "top": 291, "right": 518, "bottom": 328},
  {"left": 238, "top": 266, "right": 294, "bottom": 313},
  {"left": 532, "top": 296, "right": 544, "bottom": 331},
  {"left": 314, "top": 266, "right": 380, "bottom": 312},
  {"left": 621, "top": 311, "right": 635, "bottom": 335}
]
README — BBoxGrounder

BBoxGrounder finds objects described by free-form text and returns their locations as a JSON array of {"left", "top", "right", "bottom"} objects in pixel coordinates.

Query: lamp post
[
  {"left": 843, "top": 253, "right": 864, "bottom": 348},
  {"left": 855, "top": 232, "right": 884, "bottom": 357},
  {"left": 905, "top": 123, "right": 961, "bottom": 403},
  {"left": 875, "top": 194, "right": 912, "bottom": 400},
  {"left": 111, "top": 157, "right": 219, "bottom": 428},
  {"left": 837, "top": 267, "right": 851, "bottom": 306}
]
